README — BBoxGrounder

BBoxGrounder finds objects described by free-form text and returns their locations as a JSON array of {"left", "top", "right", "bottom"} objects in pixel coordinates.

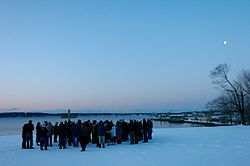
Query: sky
[{"left": 0, "top": 0, "right": 250, "bottom": 112}]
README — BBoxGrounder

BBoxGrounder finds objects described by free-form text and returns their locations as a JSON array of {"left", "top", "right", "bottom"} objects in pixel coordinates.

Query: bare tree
[
  {"left": 206, "top": 95, "right": 230, "bottom": 111},
  {"left": 240, "top": 70, "right": 250, "bottom": 96},
  {"left": 240, "top": 70, "right": 250, "bottom": 124},
  {"left": 206, "top": 94, "right": 234, "bottom": 125},
  {"left": 209, "top": 64, "right": 247, "bottom": 125}
]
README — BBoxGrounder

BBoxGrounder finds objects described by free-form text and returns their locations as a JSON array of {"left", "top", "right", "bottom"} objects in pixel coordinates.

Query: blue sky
[{"left": 0, "top": 0, "right": 249, "bottom": 112}]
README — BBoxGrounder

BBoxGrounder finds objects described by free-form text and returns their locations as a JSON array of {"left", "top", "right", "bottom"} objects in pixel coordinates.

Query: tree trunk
[
  {"left": 240, "top": 111, "right": 246, "bottom": 125},
  {"left": 229, "top": 113, "right": 233, "bottom": 125}
]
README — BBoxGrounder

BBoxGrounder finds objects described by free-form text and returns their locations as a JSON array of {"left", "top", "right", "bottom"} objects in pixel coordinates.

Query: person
[
  {"left": 26, "top": 120, "right": 34, "bottom": 149},
  {"left": 58, "top": 122, "right": 67, "bottom": 149},
  {"left": 97, "top": 121, "right": 106, "bottom": 148},
  {"left": 86, "top": 120, "right": 92, "bottom": 143},
  {"left": 116, "top": 122, "right": 122, "bottom": 144},
  {"left": 135, "top": 120, "right": 142, "bottom": 144},
  {"left": 121, "top": 120, "right": 129, "bottom": 141},
  {"left": 147, "top": 119, "right": 153, "bottom": 139},
  {"left": 36, "top": 122, "right": 41, "bottom": 146},
  {"left": 40, "top": 123, "right": 48, "bottom": 150},
  {"left": 105, "top": 121, "right": 112, "bottom": 146},
  {"left": 22, "top": 123, "right": 27, "bottom": 149},
  {"left": 142, "top": 119, "right": 148, "bottom": 143},
  {"left": 111, "top": 123, "right": 116, "bottom": 145},
  {"left": 54, "top": 122, "right": 59, "bottom": 143},
  {"left": 91, "top": 120, "right": 99, "bottom": 146},
  {"left": 71, "top": 121, "right": 81, "bottom": 147},
  {"left": 47, "top": 122, "right": 53, "bottom": 146},
  {"left": 79, "top": 122, "right": 89, "bottom": 151},
  {"left": 66, "top": 120, "right": 73, "bottom": 146},
  {"left": 128, "top": 120, "right": 135, "bottom": 144},
  {"left": 139, "top": 121, "right": 143, "bottom": 141}
]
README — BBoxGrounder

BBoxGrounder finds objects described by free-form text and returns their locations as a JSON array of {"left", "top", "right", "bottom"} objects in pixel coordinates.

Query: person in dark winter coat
[
  {"left": 71, "top": 121, "right": 81, "bottom": 147},
  {"left": 40, "top": 123, "right": 48, "bottom": 150},
  {"left": 91, "top": 120, "right": 99, "bottom": 146},
  {"left": 134, "top": 120, "right": 141, "bottom": 144},
  {"left": 121, "top": 120, "right": 129, "bottom": 141},
  {"left": 54, "top": 122, "right": 58, "bottom": 143},
  {"left": 67, "top": 120, "right": 73, "bottom": 146},
  {"left": 147, "top": 119, "right": 153, "bottom": 139},
  {"left": 142, "top": 119, "right": 148, "bottom": 143},
  {"left": 86, "top": 120, "right": 92, "bottom": 143},
  {"left": 116, "top": 122, "right": 123, "bottom": 144},
  {"left": 97, "top": 121, "right": 106, "bottom": 148},
  {"left": 36, "top": 122, "right": 41, "bottom": 146},
  {"left": 128, "top": 120, "right": 135, "bottom": 144},
  {"left": 47, "top": 122, "right": 53, "bottom": 146},
  {"left": 22, "top": 124, "right": 27, "bottom": 149},
  {"left": 58, "top": 122, "right": 67, "bottom": 149},
  {"left": 139, "top": 121, "right": 143, "bottom": 141},
  {"left": 79, "top": 122, "right": 89, "bottom": 151},
  {"left": 25, "top": 120, "right": 34, "bottom": 149},
  {"left": 105, "top": 121, "right": 112, "bottom": 146}
]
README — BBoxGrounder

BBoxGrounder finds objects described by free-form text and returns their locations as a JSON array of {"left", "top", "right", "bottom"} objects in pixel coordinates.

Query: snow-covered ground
[{"left": 1, "top": 126, "right": 250, "bottom": 166}]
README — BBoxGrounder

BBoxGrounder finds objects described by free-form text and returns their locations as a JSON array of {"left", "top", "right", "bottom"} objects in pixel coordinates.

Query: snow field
[{"left": 0, "top": 126, "right": 250, "bottom": 166}]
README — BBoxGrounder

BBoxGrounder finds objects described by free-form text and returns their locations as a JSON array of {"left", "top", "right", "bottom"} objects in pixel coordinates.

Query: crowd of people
[{"left": 22, "top": 119, "right": 153, "bottom": 152}]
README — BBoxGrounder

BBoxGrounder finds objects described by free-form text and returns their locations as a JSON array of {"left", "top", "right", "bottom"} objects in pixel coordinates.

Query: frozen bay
[{"left": 0, "top": 114, "right": 199, "bottom": 135}]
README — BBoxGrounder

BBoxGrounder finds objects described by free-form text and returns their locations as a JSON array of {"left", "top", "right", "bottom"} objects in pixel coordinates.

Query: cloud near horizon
[{"left": 0, "top": 108, "right": 21, "bottom": 111}]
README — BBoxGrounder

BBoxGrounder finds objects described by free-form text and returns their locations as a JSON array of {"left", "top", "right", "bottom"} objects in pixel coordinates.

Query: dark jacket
[
  {"left": 97, "top": 122, "right": 106, "bottom": 136},
  {"left": 116, "top": 124, "right": 123, "bottom": 135},
  {"left": 22, "top": 124, "right": 27, "bottom": 136},
  {"left": 58, "top": 124, "right": 67, "bottom": 137},
  {"left": 143, "top": 120, "right": 148, "bottom": 131},
  {"left": 71, "top": 123, "right": 81, "bottom": 137},
  {"left": 128, "top": 121, "right": 135, "bottom": 132},
  {"left": 79, "top": 124, "right": 89, "bottom": 144},
  {"left": 40, "top": 126, "right": 48, "bottom": 138},
  {"left": 26, "top": 123, "right": 34, "bottom": 133},
  {"left": 54, "top": 124, "right": 58, "bottom": 135},
  {"left": 148, "top": 120, "right": 153, "bottom": 129},
  {"left": 80, "top": 125, "right": 88, "bottom": 137},
  {"left": 36, "top": 125, "right": 41, "bottom": 141}
]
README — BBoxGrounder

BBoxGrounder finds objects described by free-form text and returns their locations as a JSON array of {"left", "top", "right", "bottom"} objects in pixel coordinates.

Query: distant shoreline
[
  {"left": 0, "top": 112, "right": 159, "bottom": 118},
  {"left": 0, "top": 111, "right": 205, "bottom": 118}
]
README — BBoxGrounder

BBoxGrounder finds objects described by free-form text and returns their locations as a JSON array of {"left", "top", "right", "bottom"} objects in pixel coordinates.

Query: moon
[{"left": 224, "top": 41, "right": 227, "bottom": 45}]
